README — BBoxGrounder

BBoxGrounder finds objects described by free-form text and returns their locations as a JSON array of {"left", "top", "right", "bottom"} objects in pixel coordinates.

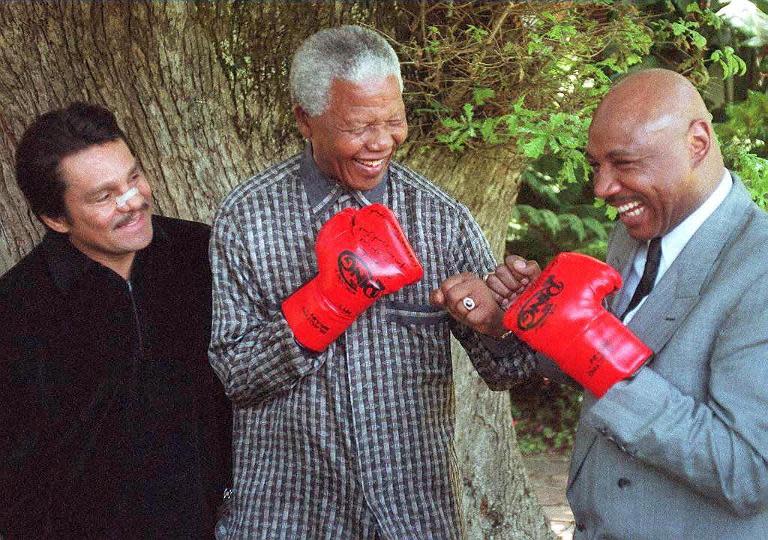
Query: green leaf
[
  {"left": 440, "top": 117, "right": 462, "bottom": 129},
  {"left": 691, "top": 30, "right": 707, "bottom": 50},
  {"left": 521, "top": 136, "right": 547, "bottom": 159},
  {"left": 558, "top": 157, "right": 577, "bottom": 184},
  {"left": 671, "top": 21, "right": 688, "bottom": 36},
  {"left": 582, "top": 217, "right": 609, "bottom": 240},
  {"left": 479, "top": 118, "right": 499, "bottom": 144},
  {"left": 626, "top": 53, "right": 643, "bottom": 66},
  {"left": 539, "top": 208, "right": 561, "bottom": 236},
  {"left": 473, "top": 87, "right": 496, "bottom": 106},
  {"left": 547, "top": 24, "right": 577, "bottom": 40},
  {"left": 462, "top": 102, "right": 474, "bottom": 122},
  {"left": 594, "top": 198, "right": 618, "bottom": 220},
  {"left": 560, "top": 213, "right": 586, "bottom": 242},
  {"left": 685, "top": 3, "right": 702, "bottom": 14},
  {"left": 555, "top": 132, "right": 581, "bottom": 148}
]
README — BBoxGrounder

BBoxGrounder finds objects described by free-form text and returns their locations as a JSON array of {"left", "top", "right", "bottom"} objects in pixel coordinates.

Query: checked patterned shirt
[{"left": 209, "top": 146, "right": 534, "bottom": 539}]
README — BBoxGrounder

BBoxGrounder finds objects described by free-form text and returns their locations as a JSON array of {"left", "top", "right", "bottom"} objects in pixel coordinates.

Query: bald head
[
  {"left": 587, "top": 69, "right": 726, "bottom": 240},
  {"left": 596, "top": 69, "right": 711, "bottom": 132}
]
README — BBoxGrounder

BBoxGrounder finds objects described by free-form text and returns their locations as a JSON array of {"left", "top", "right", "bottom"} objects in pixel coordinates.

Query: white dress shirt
[{"left": 622, "top": 169, "right": 733, "bottom": 323}]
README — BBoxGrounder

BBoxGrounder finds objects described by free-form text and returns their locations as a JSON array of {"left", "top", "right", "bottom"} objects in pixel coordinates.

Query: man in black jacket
[{"left": 0, "top": 103, "right": 231, "bottom": 539}]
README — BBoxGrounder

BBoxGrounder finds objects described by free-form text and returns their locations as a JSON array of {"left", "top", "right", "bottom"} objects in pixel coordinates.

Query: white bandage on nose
[{"left": 115, "top": 186, "right": 140, "bottom": 208}]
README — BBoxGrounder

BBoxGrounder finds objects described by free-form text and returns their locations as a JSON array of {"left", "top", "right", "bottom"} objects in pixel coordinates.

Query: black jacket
[{"left": 0, "top": 216, "right": 231, "bottom": 539}]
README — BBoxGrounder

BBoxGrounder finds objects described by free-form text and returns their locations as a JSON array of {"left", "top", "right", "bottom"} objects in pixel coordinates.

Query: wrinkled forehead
[{"left": 587, "top": 102, "right": 679, "bottom": 155}]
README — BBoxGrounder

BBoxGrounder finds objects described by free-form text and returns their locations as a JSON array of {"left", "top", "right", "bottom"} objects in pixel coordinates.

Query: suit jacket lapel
[
  {"left": 568, "top": 176, "right": 752, "bottom": 489},
  {"left": 627, "top": 177, "right": 752, "bottom": 350},
  {"left": 606, "top": 229, "right": 641, "bottom": 315}
]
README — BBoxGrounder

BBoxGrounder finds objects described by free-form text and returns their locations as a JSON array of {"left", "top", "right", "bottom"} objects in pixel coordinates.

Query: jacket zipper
[{"left": 126, "top": 280, "right": 144, "bottom": 358}]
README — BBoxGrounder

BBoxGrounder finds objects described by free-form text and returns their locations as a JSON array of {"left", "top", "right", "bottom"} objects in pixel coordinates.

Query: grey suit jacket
[{"left": 566, "top": 178, "right": 768, "bottom": 539}]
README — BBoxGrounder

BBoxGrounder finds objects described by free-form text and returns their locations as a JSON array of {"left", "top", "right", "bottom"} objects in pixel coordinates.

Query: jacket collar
[
  {"left": 298, "top": 143, "right": 387, "bottom": 215},
  {"left": 43, "top": 214, "right": 168, "bottom": 293}
]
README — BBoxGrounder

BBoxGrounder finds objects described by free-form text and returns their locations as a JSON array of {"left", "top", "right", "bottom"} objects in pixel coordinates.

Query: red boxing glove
[
  {"left": 502, "top": 252, "right": 652, "bottom": 397},
  {"left": 282, "top": 204, "right": 423, "bottom": 352}
]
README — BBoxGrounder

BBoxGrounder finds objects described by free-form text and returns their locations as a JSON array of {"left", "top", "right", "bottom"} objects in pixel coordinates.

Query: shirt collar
[
  {"left": 43, "top": 231, "right": 98, "bottom": 292},
  {"left": 43, "top": 214, "right": 167, "bottom": 292},
  {"left": 622, "top": 169, "right": 731, "bottom": 323},
  {"left": 657, "top": 168, "right": 732, "bottom": 275},
  {"left": 298, "top": 143, "right": 388, "bottom": 214}
]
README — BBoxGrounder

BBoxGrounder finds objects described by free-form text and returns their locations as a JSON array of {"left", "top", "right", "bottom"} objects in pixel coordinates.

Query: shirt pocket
[
  {"left": 384, "top": 300, "right": 453, "bottom": 381},
  {"left": 384, "top": 299, "right": 452, "bottom": 326}
]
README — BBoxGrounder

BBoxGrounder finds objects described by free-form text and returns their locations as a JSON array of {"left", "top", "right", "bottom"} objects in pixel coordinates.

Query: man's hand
[
  {"left": 430, "top": 273, "right": 507, "bottom": 338},
  {"left": 486, "top": 255, "right": 541, "bottom": 309}
]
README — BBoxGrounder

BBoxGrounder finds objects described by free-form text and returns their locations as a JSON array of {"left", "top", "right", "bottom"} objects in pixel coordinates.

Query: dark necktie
[{"left": 621, "top": 237, "right": 662, "bottom": 319}]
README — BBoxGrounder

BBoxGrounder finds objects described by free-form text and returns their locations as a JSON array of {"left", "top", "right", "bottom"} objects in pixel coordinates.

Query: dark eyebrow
[{"left": 585, "top": 150, "right": 604, "bottom": 164}]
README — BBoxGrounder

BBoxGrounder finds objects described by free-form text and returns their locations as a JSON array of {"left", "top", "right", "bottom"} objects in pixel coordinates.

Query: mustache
[{"left": 113, "top": 203, "right": 150, "bottom": 228}]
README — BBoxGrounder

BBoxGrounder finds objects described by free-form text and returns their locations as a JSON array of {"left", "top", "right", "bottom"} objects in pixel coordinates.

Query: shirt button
[{"left": 617, "top": 477, "right": 631, "bottom": 489}]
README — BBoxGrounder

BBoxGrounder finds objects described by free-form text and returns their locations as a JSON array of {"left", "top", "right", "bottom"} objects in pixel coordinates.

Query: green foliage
[
  {"left": 646, "top": 1, "right": 743, "bottom": 85},
  {"left": 715, "top": 90, "right": 768, "bottom": 208},
  {"left": 400, "top": 1, "right": 765, "bottom": 454},
  {"left": 509, "top": 377, "right": 583, "bottom": 455},
  {"left": 716, "top": 90, "right": 768, "bottom": 154},
  {"left": 729, "top": 149, "right": 768, "bottom": 208},
  {"left": 709, "top": 47, "right": 748, "bottom": 79},
  {"left": 403, "top": 1, "right": 750, "bottom": 192},
  {"left": 399, "top": 2, "right": 654, "bottom": 183},
  {"left": 499, "top": 0, "right": 755, "bottom": 265},
  {"left": 508, "top": 166, "right": 612, "bottom": 264}
]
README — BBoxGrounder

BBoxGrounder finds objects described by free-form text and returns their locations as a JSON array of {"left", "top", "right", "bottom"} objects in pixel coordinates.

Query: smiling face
[
  {"left": 294, "top": 75, "right": 408, "bottom": 191},
  {"left": 587, "top": 119, "right": 700, "bottom": 241},
  {"left": 586, "top": 70, "right": 720, "bottom": 241},
  {"left": 41, "top": 139, "right": 153, "bottom": 278}
]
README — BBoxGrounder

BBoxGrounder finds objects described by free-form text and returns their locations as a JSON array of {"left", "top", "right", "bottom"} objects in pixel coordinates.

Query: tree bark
[
  {"left": 0, "top": 2, "right": 551, "bottom": 538},
  {"left": 405, "top": 145, "right": 551, "bottom": 538}
]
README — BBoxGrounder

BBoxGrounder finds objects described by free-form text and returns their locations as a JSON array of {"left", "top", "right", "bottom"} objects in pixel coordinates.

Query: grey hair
[{"left": 290, "top": 25, "right": 403, "bottom": 117}]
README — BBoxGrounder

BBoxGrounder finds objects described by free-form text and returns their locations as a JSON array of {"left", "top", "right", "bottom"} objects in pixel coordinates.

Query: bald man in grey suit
[{"left": 433, "top": 69, "right": 768, "bottom": 538}]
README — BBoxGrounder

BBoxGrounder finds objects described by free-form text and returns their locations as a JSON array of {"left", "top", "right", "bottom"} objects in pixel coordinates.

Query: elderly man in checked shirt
[{"left": 209, "top": 25, "right": 534, "bottom": 539}]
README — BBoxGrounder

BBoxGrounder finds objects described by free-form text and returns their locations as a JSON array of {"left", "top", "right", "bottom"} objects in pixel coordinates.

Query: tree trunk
[
  {"left": 0, "top": 2, "right": 551, "bottom": 538},
  {"left": 405, "top": 145, "right": 552, "bottom": 538}
]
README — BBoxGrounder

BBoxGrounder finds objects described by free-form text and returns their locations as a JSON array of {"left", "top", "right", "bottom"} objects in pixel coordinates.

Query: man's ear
[
  {"left": 294, "top": 105, "right": 312, "bottom": 140},
  {"left": 40, "top": 214, "right": 71, "bottom": 234},
  {"left": 688, "top": 119, "right": 712, "bottom": 168}
]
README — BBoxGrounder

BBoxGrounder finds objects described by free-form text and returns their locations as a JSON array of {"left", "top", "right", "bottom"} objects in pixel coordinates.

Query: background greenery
[
  {"left": 514, "top": 0, "right": 768, "bottom": 455},
  {"left": 402, "top": 0, "right": 768, "bottom": 455}
]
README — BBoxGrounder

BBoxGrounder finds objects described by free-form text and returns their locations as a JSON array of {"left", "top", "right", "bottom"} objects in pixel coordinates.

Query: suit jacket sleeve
[
  {"left": 208, "top": 209, "right": 333, "bottom": 406},
  {"left": 585, "top": 267, "right": 768, "bottom": 516}
]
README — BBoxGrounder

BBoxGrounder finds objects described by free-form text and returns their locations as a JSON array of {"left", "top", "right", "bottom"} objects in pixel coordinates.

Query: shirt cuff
[{"left": 478, "top": 330, "right": 519, "bottom": 358}]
